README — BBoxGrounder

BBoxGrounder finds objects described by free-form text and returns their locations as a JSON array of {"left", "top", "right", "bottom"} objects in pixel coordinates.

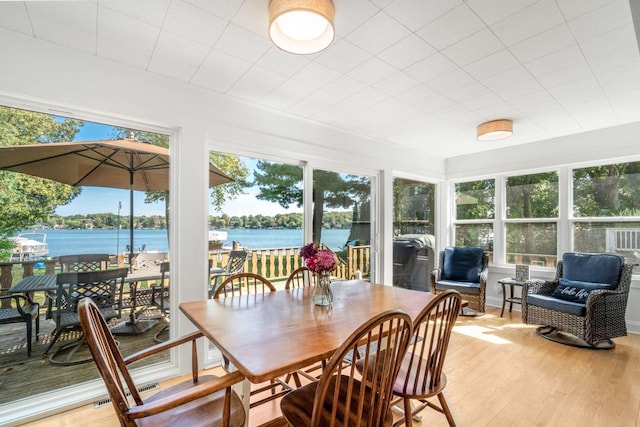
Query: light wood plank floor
[{"left": 22, "top": 306, "right": 640, "bottom": 427}]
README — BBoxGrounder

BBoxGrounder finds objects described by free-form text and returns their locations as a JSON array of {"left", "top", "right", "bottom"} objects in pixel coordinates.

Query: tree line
[
  {"left": 31, "top": 211, "right": 353, "bottom": 231},
  {"left": 209, "top": 211, "right": 352, "bottom": 230}
]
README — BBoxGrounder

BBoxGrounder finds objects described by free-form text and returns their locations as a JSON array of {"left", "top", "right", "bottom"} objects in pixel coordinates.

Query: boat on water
[
  {"left": 10, "top": 232, "right": 49, "bottom": 261},
  {"left": 208, "top": 230, "right": 228, "bottom": 251}
]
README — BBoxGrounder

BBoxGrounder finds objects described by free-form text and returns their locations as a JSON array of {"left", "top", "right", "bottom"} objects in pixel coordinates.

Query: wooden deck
[{"left": 0, "top": 310, "right": 168, "bottom": 405}]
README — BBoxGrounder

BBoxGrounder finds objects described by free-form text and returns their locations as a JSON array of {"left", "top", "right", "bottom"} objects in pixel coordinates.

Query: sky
[{"left": 53, "top": 120, "right": 295, "bottom": 218}]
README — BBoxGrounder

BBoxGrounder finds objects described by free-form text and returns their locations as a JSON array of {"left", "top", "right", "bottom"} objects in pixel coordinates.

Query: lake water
[{"left": 28, "top": 228, "right": 351, "bottom": 257}]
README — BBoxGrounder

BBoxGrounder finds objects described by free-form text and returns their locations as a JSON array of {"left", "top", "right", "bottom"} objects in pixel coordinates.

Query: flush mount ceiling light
[
  {"left": 269, "top": 0, "right": 335, "bottom": 55},
  {"left": 477, "top": 119, "right": 513, "bottom": 141}
]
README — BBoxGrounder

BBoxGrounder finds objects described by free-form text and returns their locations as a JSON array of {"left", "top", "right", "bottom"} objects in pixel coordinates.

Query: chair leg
[
  {"left": 25, "top": 319, "right": 32, "bottom": 357},
  {"left": 437, "top": 392, "right": 456, "bottom": 427},
  {"left": 403, "top": 397, "right": 413, "bottom": 427}
]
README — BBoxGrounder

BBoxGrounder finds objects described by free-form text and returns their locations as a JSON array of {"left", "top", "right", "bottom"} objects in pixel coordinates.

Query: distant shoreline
[{"left": 26, "top": 228, "right": 351, "bottom": 257}]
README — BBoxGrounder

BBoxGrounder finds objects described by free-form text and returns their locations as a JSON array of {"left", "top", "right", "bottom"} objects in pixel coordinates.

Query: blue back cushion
[
  {"left": 562, "top": 252, "right": 623, "bottom": 286},
  {"left": 442, "top": 247, "right": 483, "bottom": 282}
]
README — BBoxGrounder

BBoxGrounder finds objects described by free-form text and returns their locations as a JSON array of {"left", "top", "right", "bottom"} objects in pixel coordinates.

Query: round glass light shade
[
  {"left": 477, "top": 119, "right": 513, "bottom": 141},
  {"left": 269, "top": 0, "right": 335, "bottom": 55}
]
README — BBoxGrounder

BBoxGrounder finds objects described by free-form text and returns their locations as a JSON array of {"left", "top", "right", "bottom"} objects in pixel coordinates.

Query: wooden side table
[{"left": 498, "top": 277, "right": 525, "bottom": 317}]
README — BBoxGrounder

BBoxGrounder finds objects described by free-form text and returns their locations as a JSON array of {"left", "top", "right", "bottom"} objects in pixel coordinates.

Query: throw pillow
[{"left": 551, "top": 278, "right": 611, "bottom": 303}]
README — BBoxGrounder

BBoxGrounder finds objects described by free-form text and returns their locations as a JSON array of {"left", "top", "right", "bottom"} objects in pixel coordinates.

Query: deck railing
[
  {"left": 209, "top": 244, "right": 372, "bottom": 282},
  {"left": 2, "top": 243, "right": 370, "bottom": 308}
]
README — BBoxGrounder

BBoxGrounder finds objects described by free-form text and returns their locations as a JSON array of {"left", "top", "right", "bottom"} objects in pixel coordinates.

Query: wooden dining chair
[
  {"left": 284, "top": 266, "right": 317, "bottom": 290},
  {"left": 283, "top": 266, "right": 323, "bottom": 386},
  {"left": 209, "top": 250, "right": 249, "bottom": 298},
  {"left": 280, "top": 309, "right": 413, "bottom": 427},
  {"left": 389, "top": 289, "right": 462, "bottom": 426},
  {"left": 212, "top": 272, "right": 276, "bottom": 298},
  {"left": 78, "top": 298, "right": 246, "bottom": 427},
  {"left": 212, "top": 272, "right": 289, "bottom": 408}
]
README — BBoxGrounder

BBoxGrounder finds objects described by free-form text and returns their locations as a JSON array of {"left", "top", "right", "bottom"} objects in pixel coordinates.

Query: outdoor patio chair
[
  {"left": 59, "top": 253, "right": 110, "bottom": 272},
  {"left": 431, "top": 247, "right": 488, "bottom": 315},
  {"left": 45, "top": 268, "right": 127, "bottom": 365},
  {"left": 47, "top": 253, "right": 111, "bottom": 320},
  {"left": 280, "top": 309, "right": 413, "bottom": 427},
  {"left": 118, "top": 253, "right": 169, "bottom": 320},
  {"left": 78, "top": 298, "right": 245, "bottom": 427},
  {"left": 208, "top": 250, "right": 248, "bottom": 298},
  {"left": 132, "top": 251, "right": 168, "bottom": 270},
  {"left": 522, "top": 252, "right": 634, "bottom": 349},
  {"left": 151, "top": 261, "right": 170, "bottom": 342},
  {"left": 382, "top": 290, "right": 462, "bottom": 427},
  {"left": 0, "top": 293, "right": 39, "bottom": 356}
]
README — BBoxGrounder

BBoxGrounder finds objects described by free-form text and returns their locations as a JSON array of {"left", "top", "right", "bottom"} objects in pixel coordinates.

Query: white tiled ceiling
[{"left": 1, "top": 0, "right": 640, "bottom": 158}]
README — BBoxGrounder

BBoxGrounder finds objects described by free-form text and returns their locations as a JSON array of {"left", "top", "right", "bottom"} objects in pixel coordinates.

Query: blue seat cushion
[
  {"left": 551, "top": 278, "right": 611, "bottom": 303},
  {"left": 527, "top": 294, "right": 586, "bottom": 317},
  {"left": 562, "top": 252, "right": 623, "bottom": 287},
  {"left": 442, "top": 247, "right": 483, "bottom": 282},
  {"left": 434, "top": 279, "right": 481, "bottom": 295}
]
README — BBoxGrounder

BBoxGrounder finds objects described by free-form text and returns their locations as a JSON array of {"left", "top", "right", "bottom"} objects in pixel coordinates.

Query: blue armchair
[
  {"left": 522, "top": 252, "right": 633, "bottom": 349},
  {"left": 431, "top": 246, "right": 488, "bottom": 314}
]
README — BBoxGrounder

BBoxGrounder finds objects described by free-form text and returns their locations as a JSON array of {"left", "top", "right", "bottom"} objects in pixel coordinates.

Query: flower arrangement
[{"left": 299, "top": 243, "right": 337, "bottom": 274}]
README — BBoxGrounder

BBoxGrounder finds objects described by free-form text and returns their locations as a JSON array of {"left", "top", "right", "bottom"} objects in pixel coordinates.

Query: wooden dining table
[{"left": 179, "top": 280, "right": 436, "bottom": 418}]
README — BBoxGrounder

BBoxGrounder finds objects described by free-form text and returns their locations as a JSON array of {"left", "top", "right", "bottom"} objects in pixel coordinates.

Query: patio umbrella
[{"left": 0, "top": 138, "right": 233, "bottom": 267}]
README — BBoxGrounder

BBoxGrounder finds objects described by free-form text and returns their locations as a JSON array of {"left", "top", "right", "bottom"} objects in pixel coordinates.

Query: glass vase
[{"left": 313, "top": 271, "right": 333, "bottom": 306}]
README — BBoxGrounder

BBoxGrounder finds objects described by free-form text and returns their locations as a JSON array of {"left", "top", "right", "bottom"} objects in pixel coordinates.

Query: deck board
[{"left": 0, "top": 312, "right": 168, "bottom": 404}]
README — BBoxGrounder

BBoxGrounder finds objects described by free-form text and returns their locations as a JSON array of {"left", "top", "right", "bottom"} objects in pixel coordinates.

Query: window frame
[
  {"left": 451, "top": 158, "right": 640, "bottom": 275},
  {"left": 503, "top": 170, "right": 560, "bottom": 268},
  {"left": 451, "top": 176, "right": 496, "bottom": 261},
  {"left": 569, "top": 159, "right": 640, "bottom": 272}
]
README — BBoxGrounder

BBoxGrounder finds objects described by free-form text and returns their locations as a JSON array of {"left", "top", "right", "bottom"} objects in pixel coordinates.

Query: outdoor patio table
[
  {"left": 8, "top": 274, "right": 57, "bottom": 293},
  {"left": 179, "top": 280, "right": 434, "bottom": 422},
  {"left": 9, "top": 269, "right": 167, "bottom": 335}
]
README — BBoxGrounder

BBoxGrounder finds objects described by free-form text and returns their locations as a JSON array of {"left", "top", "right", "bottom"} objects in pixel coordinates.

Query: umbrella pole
[
  {"left": 129, "top": 178, "right": 134, "bottom": 273},
  {"left": 112, "top": 173, "right": 157, "bottom": 336}
]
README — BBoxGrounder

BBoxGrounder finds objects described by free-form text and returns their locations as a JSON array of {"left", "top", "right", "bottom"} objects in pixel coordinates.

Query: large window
[
  {"left": 312, "top": 168, "right": 374, "bottom": 281},
  {"left": 392, "top": 178, "right": 435, "bottom": 291},
  {"left": 505, "top": 172, "right": 558, "bottom": 267},
  {"left": 454, "top": 179, "right": 494, "bottom": 260},
  {"left": 206, "top": 156, "right": 375, "bottom": 282},
  {"left": 573, "top": 161, "right": 640, "bottom": 271},
  {"left": 0, "top": 105, "right": 171, "bottom": 407},
  {"left": 207, "top": 154, "right": 304, "bottom": 277}
]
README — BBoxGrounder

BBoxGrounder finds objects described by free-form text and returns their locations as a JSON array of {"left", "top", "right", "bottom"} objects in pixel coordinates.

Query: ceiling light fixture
[
  {"left": 269, "top": 0, "right": 335, "bottom": 55},
  {"left": 477, "top": 119, "right": 513, "bottom": 141}
]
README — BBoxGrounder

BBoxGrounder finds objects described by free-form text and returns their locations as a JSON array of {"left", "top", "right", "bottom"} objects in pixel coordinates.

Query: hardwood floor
[{"left": 22, "top": 307, "right": 640, "bottom": 427}]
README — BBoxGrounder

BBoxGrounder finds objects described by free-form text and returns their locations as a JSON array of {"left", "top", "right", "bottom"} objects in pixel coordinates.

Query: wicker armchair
[
  {"left": 431, "top": 247, "right": 488, "bottom": 314},
  {"left": 522, "top": 252, "right": 633, "bottom": 349}
]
